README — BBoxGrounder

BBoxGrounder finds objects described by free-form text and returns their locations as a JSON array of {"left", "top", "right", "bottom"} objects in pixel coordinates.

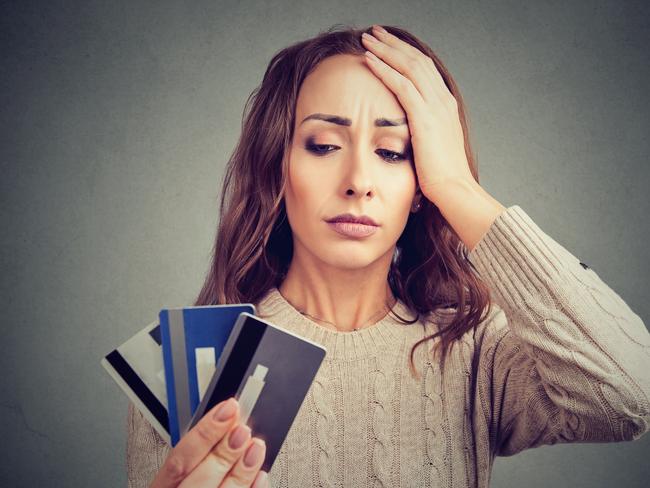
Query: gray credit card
[{"left": 187, "top": 312, "right": 327, "bottom": 473}]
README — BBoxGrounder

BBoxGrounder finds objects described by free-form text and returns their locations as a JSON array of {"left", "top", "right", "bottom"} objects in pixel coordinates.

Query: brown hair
[{"left": 193, "top": 23, "right": 493, "bottom": 377}]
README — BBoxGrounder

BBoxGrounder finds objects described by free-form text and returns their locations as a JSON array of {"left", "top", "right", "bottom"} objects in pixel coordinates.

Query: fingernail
[
  {"left": 244, "top": 439, "right": 265, "bottom": 467},
  {"left": 228, "top": 424, "right": 251, "bottom": 449},
  {"left": 252, "top": 470, "right": 269, "bottom": 488},
  {"left": 365, "top": 51, "right": 380, "bottom": 62},
  {"left": 373, "top": 24, "right": 387, "bottom": 34},
  {"left": 362, "top": 32, "right": 377, "bottom": 43},
  {"left": 213, "top": 398, "right": 237, "bottom": 421}
]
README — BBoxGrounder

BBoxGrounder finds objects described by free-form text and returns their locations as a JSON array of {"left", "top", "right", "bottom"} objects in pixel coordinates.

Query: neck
[{"left": 278, "top": 247, "right": 396, "bottom": 332}]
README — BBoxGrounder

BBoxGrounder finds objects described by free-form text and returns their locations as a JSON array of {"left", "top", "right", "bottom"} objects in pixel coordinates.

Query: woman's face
[{"left": 283, "top": 53, "right": 420, "bottom": 271}]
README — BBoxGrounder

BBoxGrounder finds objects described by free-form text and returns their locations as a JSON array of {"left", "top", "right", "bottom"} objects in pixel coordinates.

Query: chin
[{"left": 318, "top": 248, "right": 381, "bottom": 270}]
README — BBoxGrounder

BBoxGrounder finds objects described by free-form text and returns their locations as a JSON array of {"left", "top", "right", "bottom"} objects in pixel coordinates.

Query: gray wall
[{"left": 1, "top": 1, "right": 648, "bottom": 486}]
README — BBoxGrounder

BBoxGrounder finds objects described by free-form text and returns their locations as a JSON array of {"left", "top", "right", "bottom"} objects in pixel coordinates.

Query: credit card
[
  {"left": 159, "top": 304, "right": 256, "bottom": 445},
  {"left": 187, "top": 312, "right": 327, "bottom": 472},
  {"left": 101, "top": 320, "right": 170, "bottom": 443}
]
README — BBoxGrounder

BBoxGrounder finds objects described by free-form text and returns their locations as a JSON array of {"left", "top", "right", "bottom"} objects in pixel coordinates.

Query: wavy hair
[{"left": 193, "top": 23, "right": 493, "bottom": 377}]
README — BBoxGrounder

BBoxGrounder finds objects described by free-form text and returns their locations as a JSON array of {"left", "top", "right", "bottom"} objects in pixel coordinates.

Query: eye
[
  {"left": 305, "top": 139, "right": 410, "bottom": 164},
  {"left": 376, "top": 149, "right": 409, "bottom": 163},
  {"left": 305, "top": 142, "right": 339, "bottom": 156}
]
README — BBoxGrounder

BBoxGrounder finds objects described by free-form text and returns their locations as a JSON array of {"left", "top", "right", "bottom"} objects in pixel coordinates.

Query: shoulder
[
  {"left": 419, "top": 301, "right": 508, "bottom": 341},
  {"left": 415, "top": 302, "right": 512, "bottom": 366},
  {"left": 473, "top": 302, "right": 510, "bottom": 345}
]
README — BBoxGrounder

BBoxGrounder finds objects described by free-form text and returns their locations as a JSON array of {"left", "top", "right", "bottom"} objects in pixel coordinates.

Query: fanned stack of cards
[{"left": 101, "top": 303, "right": 327, "bottom": 473}]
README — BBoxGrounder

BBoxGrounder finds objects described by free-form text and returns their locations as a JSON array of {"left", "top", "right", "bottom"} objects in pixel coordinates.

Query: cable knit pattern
[
  {"left": 422, "top": 354, "right": 449, "bottom": 487},
  {"left": 124, "top": 205, "right": 650, "bottom": 487},
  {"left": 311, "top": 361, "right": 337, "bottom": 487},
  {"left": 457, "top": 335, "right": 477, "bottom": 487},
  {"left": 368, "top": 355, "right": 394, "bottom": 488}
]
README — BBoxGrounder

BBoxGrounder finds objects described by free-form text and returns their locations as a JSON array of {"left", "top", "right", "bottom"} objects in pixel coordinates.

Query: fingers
[
  {"left": 362, "top": 46, "right": 428, "bottom": 128},
  {"left": 220, "top": 438, "right": 268, "bottom": 488},
  {"left": 150, "top": 398, "right": 240, "bottom": 488},
  {"left": 362, "top": 25, "right": 454, "bottom": 109},
  {"left": 370, "top": 24, "right": 429, "bottom": 61},
  {"left": 250, "top": 470, "right": 270, "bottom": 488},
  {"left": 362, "top": 32, "right": 432, "bottom": 103},
  {"left": 176, "top": 422, "right": 265, "bottom": 488}
]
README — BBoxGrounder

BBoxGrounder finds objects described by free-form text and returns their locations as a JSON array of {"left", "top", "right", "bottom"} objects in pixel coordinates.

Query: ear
[{"left": 411, "top": 186, "right": 424, "bottom": 212}]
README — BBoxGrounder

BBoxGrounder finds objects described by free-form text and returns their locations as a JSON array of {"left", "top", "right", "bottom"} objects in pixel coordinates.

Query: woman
[{"left": 126, "top": 24, "right": 650, "bottom": 488}]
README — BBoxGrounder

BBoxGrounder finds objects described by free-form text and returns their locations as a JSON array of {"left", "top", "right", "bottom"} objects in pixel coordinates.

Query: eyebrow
[{"left": 300, "top": 113, "right": 407, "bottom": 127}]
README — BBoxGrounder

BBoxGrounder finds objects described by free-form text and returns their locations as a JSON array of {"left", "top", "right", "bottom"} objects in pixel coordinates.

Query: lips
[
  {"left": 325, "top": 213, "right": 379, "bottom": 226},
  {"left": 327, "top": 221, "right": 378, "bottom": 238}
]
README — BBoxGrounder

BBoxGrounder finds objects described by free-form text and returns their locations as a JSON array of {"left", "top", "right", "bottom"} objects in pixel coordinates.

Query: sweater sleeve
[
  {"left": 126, "top": 402, "right": 171, "bottom": 487},
  {"left": 465, "top": 205, "right": 650, "bottom": 456}
]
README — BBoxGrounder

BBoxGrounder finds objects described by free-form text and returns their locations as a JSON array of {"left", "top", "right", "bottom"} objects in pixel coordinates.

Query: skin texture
[
  {"left": 150, "top": 398, "right": 268, "bottom": 488},
  {"left": 359, "top": 25, "right": 506, "bottom": 251},
  {"left": 279, "top": 25, "right": 506, "bottom": 332},
  {"left": 279, "top": 52, "right": 419, "bottom": 332}
]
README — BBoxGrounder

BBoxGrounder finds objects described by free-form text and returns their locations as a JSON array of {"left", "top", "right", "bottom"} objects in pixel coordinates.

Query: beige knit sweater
[{"left": 126, "top": 205, "right": 650, "bottom": 487}]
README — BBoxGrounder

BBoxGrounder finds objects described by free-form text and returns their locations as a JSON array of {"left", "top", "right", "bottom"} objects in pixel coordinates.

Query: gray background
[{"left": 1, "top": 0, "right": 648, "bottom": 486}]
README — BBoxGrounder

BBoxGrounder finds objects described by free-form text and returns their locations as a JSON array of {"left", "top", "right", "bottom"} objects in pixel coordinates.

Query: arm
[
  {"left": 465, "top": 204, "right": 650, "bottom": 456},
  {"left": 126, "top": 402, "right": 171, "bottom": 487},
  {"left": 357, "top": 27, "right": 649, "bottom": 450}
]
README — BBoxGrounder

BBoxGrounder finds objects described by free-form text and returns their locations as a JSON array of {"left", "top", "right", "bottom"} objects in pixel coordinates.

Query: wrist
[{"left": 424, "top": 178, "right": 507, "bottom": 252}]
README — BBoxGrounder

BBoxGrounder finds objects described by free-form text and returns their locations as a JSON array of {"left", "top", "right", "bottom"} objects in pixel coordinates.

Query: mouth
[
  {"left": 325, "top": 213, "right": 379, "bottom": 238},
  {"left": 326, "top": 221, "right": 378, "bottom": 238},
  {"left": 325, "top": 213, "right": 379, "bottom": 226}
]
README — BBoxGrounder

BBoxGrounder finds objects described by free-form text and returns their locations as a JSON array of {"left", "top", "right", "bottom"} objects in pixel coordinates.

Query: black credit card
[{"left": 187, "top": 312, "right": 327, "bottom": 473}]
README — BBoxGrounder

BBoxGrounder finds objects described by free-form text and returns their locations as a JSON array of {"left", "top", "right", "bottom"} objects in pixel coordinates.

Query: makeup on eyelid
[{"left": 304, "top": 136, "right": 411, "bottom": 162}]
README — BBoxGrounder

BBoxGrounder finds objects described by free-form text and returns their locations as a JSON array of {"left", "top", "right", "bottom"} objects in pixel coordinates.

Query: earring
[{"left": 412, "top": 202, "right": 421, "bottom": 212}]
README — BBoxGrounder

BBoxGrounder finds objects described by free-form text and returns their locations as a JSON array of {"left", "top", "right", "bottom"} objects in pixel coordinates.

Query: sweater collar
[{"left": 254, "top": 286, "right": 421, "bottom": 360}]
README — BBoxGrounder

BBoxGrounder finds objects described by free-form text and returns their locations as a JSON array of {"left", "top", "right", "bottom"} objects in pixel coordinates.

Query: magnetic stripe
[
  {"left": 169, "top": 308, "right": 192, "bottom": 435},
  {"left": 106, "top": 350, "right": 169, "bottom": 432}
]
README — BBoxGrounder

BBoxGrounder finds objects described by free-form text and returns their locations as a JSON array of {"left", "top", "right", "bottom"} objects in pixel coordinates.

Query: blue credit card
[{"left": 159, "top": 304, "right": 256, "bottom": 446}]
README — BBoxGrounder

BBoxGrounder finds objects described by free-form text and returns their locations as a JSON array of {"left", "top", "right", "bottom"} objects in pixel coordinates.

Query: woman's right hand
[{"left": 150, "top": 398, "right": 268, "bottom": 488}]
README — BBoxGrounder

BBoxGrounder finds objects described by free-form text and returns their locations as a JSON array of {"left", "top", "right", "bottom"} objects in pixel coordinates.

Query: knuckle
[
  {"left": 405, "top": 57, "right": 420, "bottom": 74},
  {"left": 228, "top": 457, "right": 264, "bottom": 487},
  {"left": 398, "top": 77, "right": 413, "bottom": 93},
  {"left": 211, "top": 453, "right": 235, "bottom": 474},
  {"left": 161, "top": 454, "right": 189, "bottom": 482},
  {"left": 225, "top": 471, "right": 254, "bottom": 488},
  {"left": 211, "top": 431, "right": 249, "bottom": 464},
  {"left": 446, "top": 95, "right": 459, "bottom": 110},
  {"left": 194, "top": 420, "right": 220, "bottom": 442},
  {"left": 238, "top": 476, "right": 256, "bottom": 487}
]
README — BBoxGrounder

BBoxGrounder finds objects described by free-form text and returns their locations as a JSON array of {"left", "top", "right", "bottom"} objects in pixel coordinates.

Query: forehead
[{"left": 295, "top": 54, "right": 406, "bottom": 123}]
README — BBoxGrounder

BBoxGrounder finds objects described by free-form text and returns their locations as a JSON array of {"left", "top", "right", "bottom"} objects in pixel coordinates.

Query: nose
[{"left": 341, "top": 147, "right": 375, "bottom": 199}]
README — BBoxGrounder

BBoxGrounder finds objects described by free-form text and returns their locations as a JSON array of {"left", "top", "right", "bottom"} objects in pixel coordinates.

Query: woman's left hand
[{"left": 361, "top": 25, "right": 475, "bottom": 204}]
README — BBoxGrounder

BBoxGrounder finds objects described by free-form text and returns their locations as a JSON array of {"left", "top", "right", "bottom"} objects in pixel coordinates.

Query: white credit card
[{"left": 101, "top": 320, "right": 171, "bottom": 444}]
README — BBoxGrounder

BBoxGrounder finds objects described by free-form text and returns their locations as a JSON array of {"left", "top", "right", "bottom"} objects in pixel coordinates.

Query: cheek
[
  {"left": 287, "top": 146, "right": 338, "bottom": 205},
  {"left": 381, "top": 168, "right": 417, "bottom": 212},
  {"left": 287, "top": 170, "right": 318, "bottom": 220},
  {"left": 288, "top": 163, "right": 314, "bottom": 199},
  {"left": 285, "top": 157, "right": 330, "bottom": 227}
]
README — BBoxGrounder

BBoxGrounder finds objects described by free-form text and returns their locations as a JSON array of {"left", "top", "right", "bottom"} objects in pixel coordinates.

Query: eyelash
[{"left": 305, "top": 141, "right": 409, "bottom": 163}]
